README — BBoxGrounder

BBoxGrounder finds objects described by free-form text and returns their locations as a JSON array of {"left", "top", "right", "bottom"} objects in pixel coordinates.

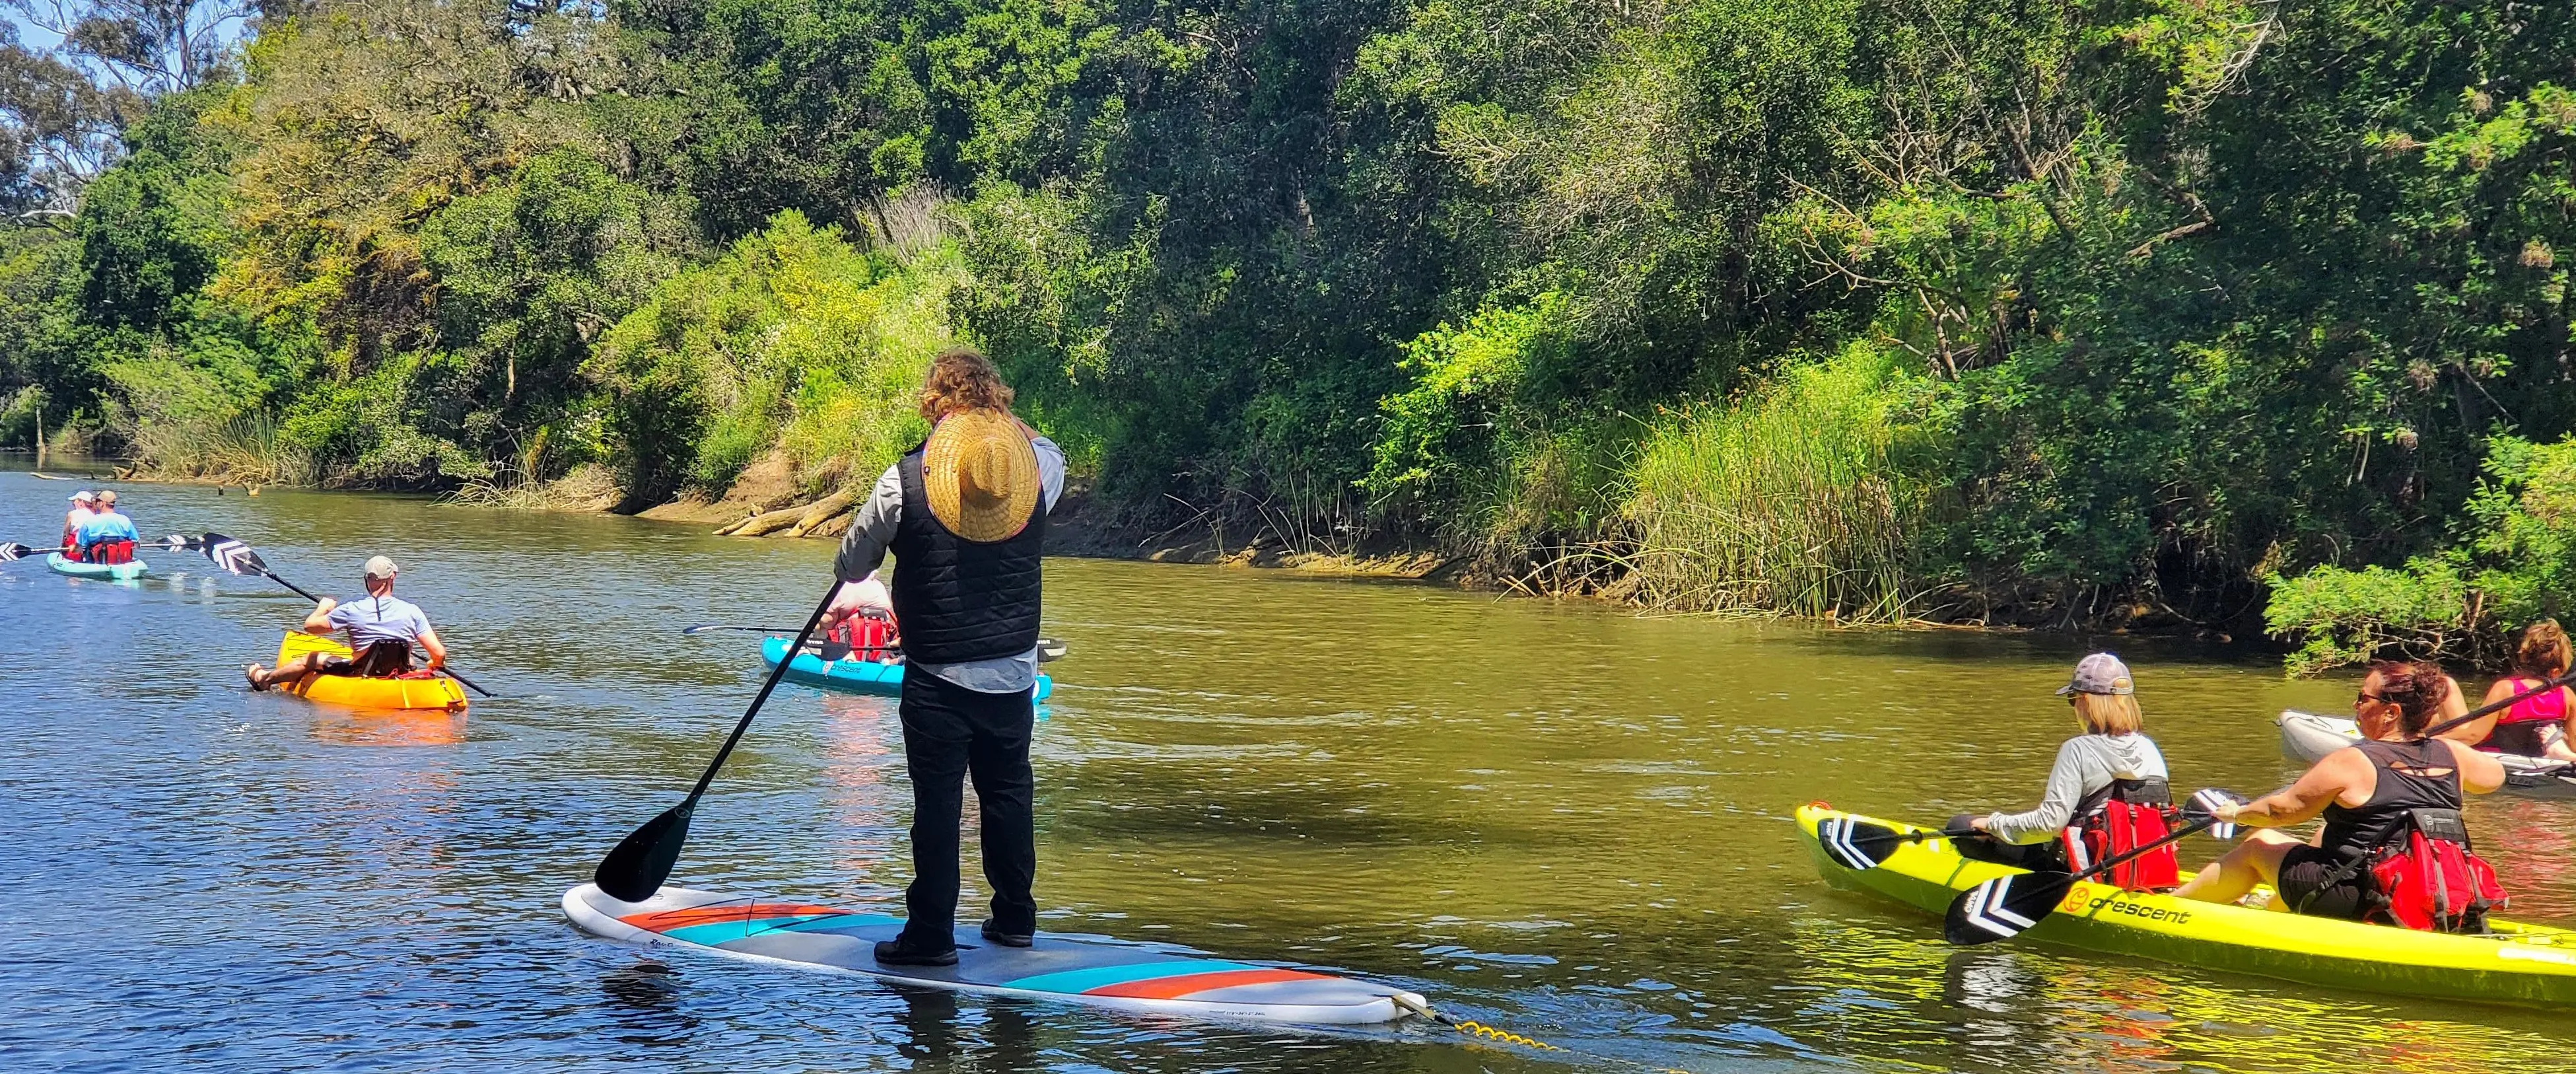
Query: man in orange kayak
[{"left": 244, "top": 555, "right": 450, "bottom": 690}]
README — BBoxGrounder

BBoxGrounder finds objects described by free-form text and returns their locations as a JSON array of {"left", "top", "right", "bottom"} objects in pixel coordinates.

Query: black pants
[
  {"left": 897, "top": 663, "right": 1037, "bottom": 950},
  {"left": 1947, "top": 813, "right": 2068, "bottom": 872}
]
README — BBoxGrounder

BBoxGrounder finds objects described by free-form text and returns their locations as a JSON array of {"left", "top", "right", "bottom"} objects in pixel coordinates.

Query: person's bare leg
[
  {"left": 2175, "top": 830, "right": 2299, "bottom": 904},
  {"left": 246, "top": 653, "right": 323, "bottom": 690}
]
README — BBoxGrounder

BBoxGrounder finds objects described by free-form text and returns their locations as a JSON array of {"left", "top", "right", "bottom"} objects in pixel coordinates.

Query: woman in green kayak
[{"left": 1947, "top": 653, "right": 2183, "bottom": 890}]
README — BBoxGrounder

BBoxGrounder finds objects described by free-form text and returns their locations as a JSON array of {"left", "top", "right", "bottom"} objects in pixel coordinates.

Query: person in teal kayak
[
  {"left": 60, "top": 491, "right": 96, "bottom": 561},
  {"left": 75, "top": 489, "right": 139, "bottom": 564},
  {"left": 1945, "top": 653, "right": 2184, "bottom": 890},
  {"left": 2176, "top": 661, "right": 2508, "bottom": 930},
  {"left": 243, "top": 555, "right": 450, "bottom": 689},
  {"left": 826, "top": 347, "right": 1064, "bottom": 967},
  {"left": 2462, "top": 621, "right": 2576, "bottom": 761}
]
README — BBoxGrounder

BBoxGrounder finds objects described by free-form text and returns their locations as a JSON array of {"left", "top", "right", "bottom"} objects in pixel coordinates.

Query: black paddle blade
[
  {"left": 154, "top": 534, "right": 195, "bottom": 552},
  {"left": 1817, "top": 816, "right": 1911, "bottom": 871},
  {"left": 1944, "top": 871, "right": 2075, "bottom": 945},
  {"left": 0, "top": 542, "right": 26, "bottom": 562},
  {"left": 201, "top": 532, "right": 267, "bottom": 576},
  {"left": 594, "top": 800, "right": 695, "bottom": 903},
  {"left": 1037, "top": 637, "right": 1068, "bottom": 662},
  {"left": 2184, "top": 787, "right": 2250, "bottom": 841}
]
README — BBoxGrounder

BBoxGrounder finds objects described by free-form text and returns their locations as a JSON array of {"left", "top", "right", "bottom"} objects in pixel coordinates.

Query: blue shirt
[
  {"left": 76, "top": 511, "right": 137, "bottom": 548},
  {"left": 328, "top": 595, "right": 434, "bottom": 649}
]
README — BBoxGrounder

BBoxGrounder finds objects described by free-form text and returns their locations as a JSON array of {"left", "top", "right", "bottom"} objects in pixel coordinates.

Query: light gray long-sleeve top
[
  {"left": 1982, "top": 733, "right": 2170, "bottom": 844},
  {"left": 833, "top": 435, "right": 1066, "bottom": 694}
]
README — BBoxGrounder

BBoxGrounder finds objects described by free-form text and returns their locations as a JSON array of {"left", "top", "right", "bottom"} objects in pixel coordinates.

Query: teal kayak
[
  {"left": 48, "top": 554, "right": 147, "bottom": 581},
  {"left": 761, "top": 636, "right": 1054, "bottom": 700}
]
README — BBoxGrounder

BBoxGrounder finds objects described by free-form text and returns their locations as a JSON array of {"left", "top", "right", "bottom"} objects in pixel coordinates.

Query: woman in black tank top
[{"left": 2171, "top": 662, "right": 2504, "bottom": 917}]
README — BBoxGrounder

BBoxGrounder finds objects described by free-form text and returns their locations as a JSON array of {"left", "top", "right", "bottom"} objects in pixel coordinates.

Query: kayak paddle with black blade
[
  {"left": 0, "top": 543, "right": 66, "bottom": 561},
  {"left": 198, "top": 532, "right": 497, "bottom": 699},
  {"left": 1941, "top": 787, "right": 2250, "bottom": 945},
  {"left": 1815, "top": 814, "right": 1978, "bottom": 872},
  {"left": 595, "top": 584, "right": 843, "bottom": 904}
]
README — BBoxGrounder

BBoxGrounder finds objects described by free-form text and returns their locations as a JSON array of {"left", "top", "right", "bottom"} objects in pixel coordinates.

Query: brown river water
[{"left": 5, "top": 466, "right": 2575, "bottom": 1071}]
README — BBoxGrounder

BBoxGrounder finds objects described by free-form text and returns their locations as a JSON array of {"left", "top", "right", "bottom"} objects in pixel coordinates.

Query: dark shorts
[
  {"left": 2278, "top": 843, "right": 2374, "bottom": 920},
  {"left": 318, "top": 641, "right": 413, "bottom": 678}
]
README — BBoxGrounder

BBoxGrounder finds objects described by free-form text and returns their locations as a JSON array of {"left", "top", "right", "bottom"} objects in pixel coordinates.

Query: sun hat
[
  {"left": 921, "top": 409, "right": 1040, "bottom": 542},
  {"left": 2057, "top": 653, "right": 2135, "bottom": 696},
  {"left": 363, "top": 555, "right": 400, "bottom": 581}
]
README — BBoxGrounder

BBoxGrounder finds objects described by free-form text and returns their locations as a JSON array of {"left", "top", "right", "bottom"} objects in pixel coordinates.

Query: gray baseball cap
[
  {"left": 2058, "top": 653, "right": 2135, "bottom": 696},
  {"left": 363, "top": 555, "right": 400, "bottom": 580}
]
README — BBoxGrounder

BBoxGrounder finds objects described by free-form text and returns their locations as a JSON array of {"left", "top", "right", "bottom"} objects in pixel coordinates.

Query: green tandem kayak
[{"left": 48, "top": 554, "right": 147, "bottom": 581}]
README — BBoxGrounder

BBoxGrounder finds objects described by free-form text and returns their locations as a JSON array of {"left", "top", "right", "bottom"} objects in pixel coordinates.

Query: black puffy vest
[{"left": 889, "top": 445, "right": 1047, "bottom": 663}]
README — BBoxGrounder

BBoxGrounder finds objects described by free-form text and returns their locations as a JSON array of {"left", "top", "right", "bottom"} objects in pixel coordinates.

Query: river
[{"left": 5, "top": 468, "right": 2574, "bottom": 1072}]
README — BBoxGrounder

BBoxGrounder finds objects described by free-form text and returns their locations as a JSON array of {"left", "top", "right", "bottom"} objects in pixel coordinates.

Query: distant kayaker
[
  {"left": 75, "top": 490, "right": 139, "bottom": 564},
  {"left": 1948, "top": 653, "right": 2183, "bottom": 890},
  {"left": 244, "top": 555, "right": 450, "bottom": 690},
  {"left": 819, "top": 571, "right": 899, "bottom": 662},
  {"left": 61, "top": 491, "right": 96, "bottom": 561},
  {"left": 828, "top": 347, "right": 1064, "bottom": 967},
  {"left": 2461, "top": 621, "right": 2576, "bottom": 761},
  {"left": 2176, "top": 661, "right": 2508, "bottom": 931}
]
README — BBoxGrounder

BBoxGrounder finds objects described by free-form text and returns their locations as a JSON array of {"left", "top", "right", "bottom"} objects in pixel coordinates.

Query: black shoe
[
  {"left": 981, "top": 919, "right": 1033, "bottom": 948},
  {"left": 873, "top": 939, "right": 958, "bottom": 966}
]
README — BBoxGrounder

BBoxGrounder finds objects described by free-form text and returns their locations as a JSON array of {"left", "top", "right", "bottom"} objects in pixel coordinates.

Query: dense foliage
[{"left": 3, "top": 0, "right": 2573, "bottom": 658}]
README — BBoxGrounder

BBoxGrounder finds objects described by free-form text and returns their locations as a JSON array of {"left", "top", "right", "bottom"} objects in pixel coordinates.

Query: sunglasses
[{"left": 2357, "top": 690, "right": 2386, "bottom": 704}]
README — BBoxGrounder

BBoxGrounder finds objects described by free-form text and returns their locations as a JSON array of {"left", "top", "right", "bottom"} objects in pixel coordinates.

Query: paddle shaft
[{"left": 685, "top": 586, "right": 843, "bottom": 802}]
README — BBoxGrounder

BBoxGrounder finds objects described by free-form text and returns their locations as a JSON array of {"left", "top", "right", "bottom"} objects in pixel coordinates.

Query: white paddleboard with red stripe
[{"left": 562, "top": 883, "right": 1424, "bottom": 1024}]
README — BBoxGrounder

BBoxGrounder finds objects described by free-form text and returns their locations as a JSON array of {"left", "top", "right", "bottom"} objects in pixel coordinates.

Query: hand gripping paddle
[{"left": 1940, "top": 787, "right": 2250, "bottom": 945}]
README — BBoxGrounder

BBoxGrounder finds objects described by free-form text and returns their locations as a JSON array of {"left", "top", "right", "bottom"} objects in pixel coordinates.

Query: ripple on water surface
[{"left": 3, "top": 471, "right": 2575, "bottom": 1071}]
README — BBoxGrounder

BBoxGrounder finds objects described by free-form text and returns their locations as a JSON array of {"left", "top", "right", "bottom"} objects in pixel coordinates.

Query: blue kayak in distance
[
  {"left": 760, "top": 635, "right": 1054, "bottom": 701},
  {"left": 48, "top": 554, "right": 147, "bottom": 581},
  {"left": 563, "top": 882, "right": 1422, "bottom": 1024}
]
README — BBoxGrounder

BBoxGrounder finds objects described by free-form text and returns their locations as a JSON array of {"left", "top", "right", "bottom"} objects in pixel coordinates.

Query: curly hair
[
  {"left": 2367, "top": 660, "right": 2453, "bottom": 736},
  {"left": 2515, "top": 620, "right": 2573, "bottom": 679},
  {"left": 918, "top": 347, "right": 1014, "bottom": 422}
]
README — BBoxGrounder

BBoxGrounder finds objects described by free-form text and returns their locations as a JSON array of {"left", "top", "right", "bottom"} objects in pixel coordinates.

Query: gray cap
[
  {"left": 363, "top": 555, "right": 399, "bottom": 580},
  {"left": 2058, "top": 653, "right": 2135, "bottom": 696}
]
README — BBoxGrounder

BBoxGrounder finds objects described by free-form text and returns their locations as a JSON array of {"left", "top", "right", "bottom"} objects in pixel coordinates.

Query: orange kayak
[{"left": 273, "top": 631, "right": 468, "bottom": 711}]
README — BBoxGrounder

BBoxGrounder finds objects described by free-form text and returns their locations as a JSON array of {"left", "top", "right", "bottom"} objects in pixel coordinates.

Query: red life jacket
[
  {"left": 2321, "top": 738, "right": 2509, "bottom": 933},
  {"left": 60, "top": 528, "right": 83, "bottom": 561},
  {"left": 825, "top": 610, "right": 899, "bottom": 662},
  {"left": 88, "top": 538, "right": 135, "bottom": 565},
  {"left": 2059, "top": 777, "right": 2181, "bottom": 890},
  {"left": 2367, "top": 808, "right": 2507, "bottom": 933}
]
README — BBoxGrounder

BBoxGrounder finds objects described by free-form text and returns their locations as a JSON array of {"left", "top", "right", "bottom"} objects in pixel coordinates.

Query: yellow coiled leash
[{"left": 1390, "top": 993, "right": 1689, "bottom": 1073}]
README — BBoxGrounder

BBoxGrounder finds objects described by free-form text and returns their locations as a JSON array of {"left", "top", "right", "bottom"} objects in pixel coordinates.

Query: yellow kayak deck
[
  {"left": 273, "top": 631, "right": 468, "bottom": 712},
  {"left": 1796, "top": 803, "right": 2576, "bottom": 1007}
]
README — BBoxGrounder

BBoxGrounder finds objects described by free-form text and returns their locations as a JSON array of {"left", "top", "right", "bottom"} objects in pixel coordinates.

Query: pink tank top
[{"left": 2497, "top": 677, "right": 2569, "bottom": 725}]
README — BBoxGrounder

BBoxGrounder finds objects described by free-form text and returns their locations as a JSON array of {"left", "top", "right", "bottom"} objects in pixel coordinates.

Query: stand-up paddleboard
[{"left": 563, "top": 883, "right": 1421, "bottom": 1024}]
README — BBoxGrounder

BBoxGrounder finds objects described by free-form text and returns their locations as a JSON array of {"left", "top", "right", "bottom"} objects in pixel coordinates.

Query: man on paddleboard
[
  {"left": 244, "top": 555, "right": 450, "bottom": 689},
  {"left": 828, "top": 347, "right": 1064, "bottom": 967}
]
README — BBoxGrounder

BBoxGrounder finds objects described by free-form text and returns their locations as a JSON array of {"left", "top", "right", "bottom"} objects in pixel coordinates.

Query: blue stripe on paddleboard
[
  {"left": 1002, "top": 959, "right": 1265, "bottom": 995},
  {"left": 663, "top": 912, "right": 905, "bottom": 947}
]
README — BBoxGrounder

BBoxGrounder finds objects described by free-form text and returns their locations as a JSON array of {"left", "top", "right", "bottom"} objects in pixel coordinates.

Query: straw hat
[{"left": 922, "top": 409, "right": 1039, "bottom": 542}]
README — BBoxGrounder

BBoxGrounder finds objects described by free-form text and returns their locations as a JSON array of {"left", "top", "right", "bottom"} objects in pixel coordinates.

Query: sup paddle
[
  {"left": 1941, "top": 787, "right": 2249, "bottom": 945},
  {"left": 197, "top": 532, "right": 497, "bottom": 699},
  {"left": 594, "top": 584, "right": 844, "bottom": 903}
]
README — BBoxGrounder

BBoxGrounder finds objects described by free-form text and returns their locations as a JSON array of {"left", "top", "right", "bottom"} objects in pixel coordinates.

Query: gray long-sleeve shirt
[
  {"left": 834, "top": 434, "right": 1066, "bottom": 694},
  {"left": 1982, "top": 733, "right": 2170, "bottom": 844}
]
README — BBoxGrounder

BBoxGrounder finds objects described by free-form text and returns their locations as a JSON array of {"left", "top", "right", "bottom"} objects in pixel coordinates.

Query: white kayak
[
  {"left": 562, "top": 883, "right": 1424, "bottom": 1024},
  {"left": 2276, "top": 709, "right": 2576, "bottom": 799}
]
